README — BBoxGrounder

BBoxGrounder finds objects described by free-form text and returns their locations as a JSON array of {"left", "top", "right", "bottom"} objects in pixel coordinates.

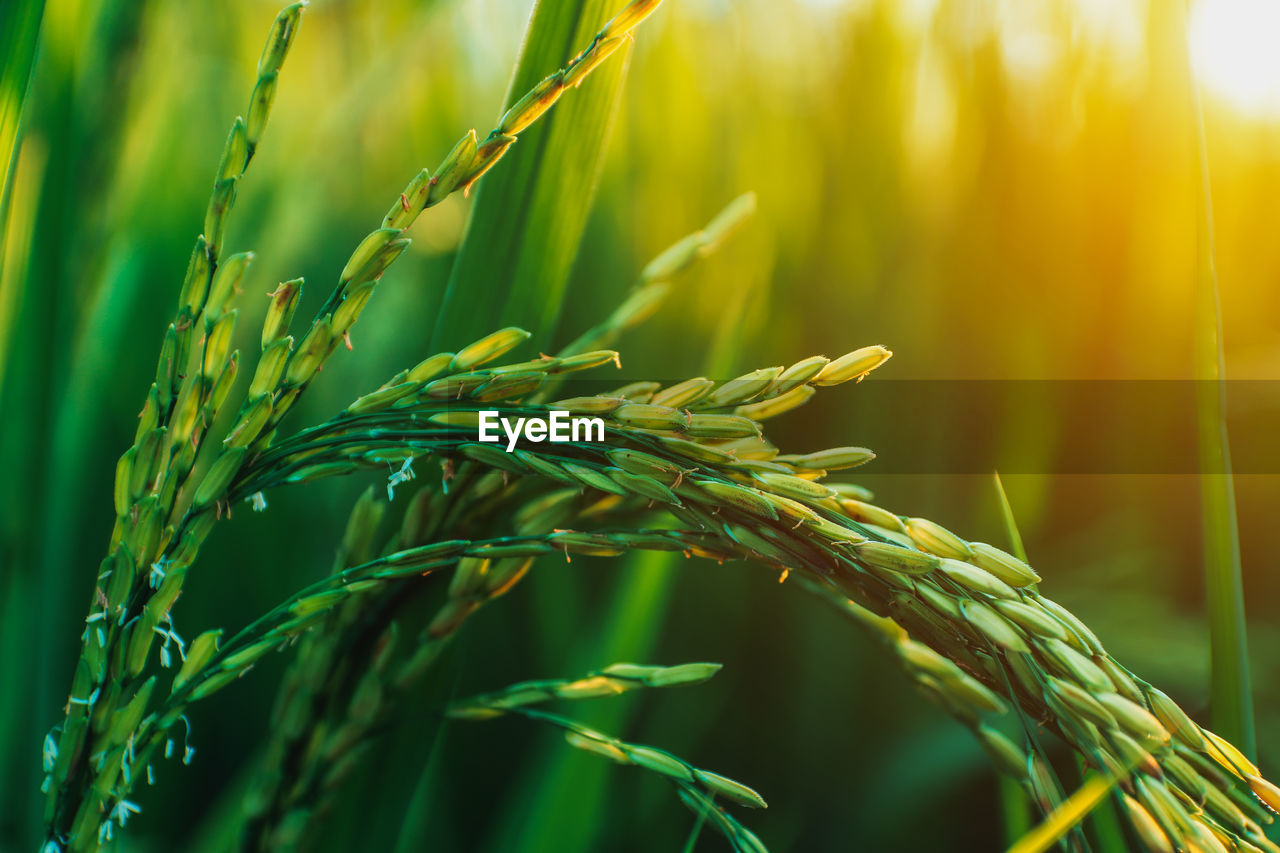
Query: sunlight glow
[{"left": 1190, "top": 0, "right": 1280, "bottom": 117}]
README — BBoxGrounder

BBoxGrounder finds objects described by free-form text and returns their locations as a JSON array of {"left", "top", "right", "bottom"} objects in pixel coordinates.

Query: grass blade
[
  {"left": 430, "top": 0, "right": 636, "bottom": 350},
  {"left": 990, "top": 472, "right": 1034, "bottom": 845},
  {"left": 0, "top": 0, "right": 45, "bottom": 225},
  {"left": 490, "top": 199, "right": 757, "bottom": 849},
  {"left": 1006, "top": 774, "right": 1116, "bottom": 853},
  {"left": 992, "top": 472, "right": 1128, "bottom": 851},
  {"left": 400, "top": 2, "right": 643, "bottom": 845},
  {"left": 1185, "top": 7, "right": 1254, "bottom": 760},
  {"left": 991, "top": 472, "right": 1028, "bottom": 564}
]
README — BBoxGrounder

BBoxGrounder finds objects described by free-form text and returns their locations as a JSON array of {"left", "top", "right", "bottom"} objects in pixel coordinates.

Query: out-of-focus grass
[
  {"left": 0, "top": 20, "right": 46, "bottom": 824},
  {"left": 1185, "top": 3, "right": 1256, "bottom": 760},
  {"left": 0, "top": 0, "right": 45, "bottom": 223},
  {"left": 3, "top": 0, "right": 1279, "bottom": 849}
]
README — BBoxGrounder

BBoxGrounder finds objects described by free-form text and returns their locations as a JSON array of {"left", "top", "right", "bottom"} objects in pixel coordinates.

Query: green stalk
[
  {"left": 991, "top": 473, "right": 1033, "bottom": 845},
  {"left": 1185, "top": 10, "right": 1254, "bottom": 759}
]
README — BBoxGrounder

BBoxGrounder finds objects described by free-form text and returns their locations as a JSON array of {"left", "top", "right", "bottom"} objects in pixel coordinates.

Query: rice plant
[{"left": 10, "top": 1, "right": 1278, "bottom": 852}]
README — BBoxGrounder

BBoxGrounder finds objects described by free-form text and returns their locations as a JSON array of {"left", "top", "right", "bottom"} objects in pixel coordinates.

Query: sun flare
[{"left": 1190, "top": 0, "right": 1280, "bottom": 117}]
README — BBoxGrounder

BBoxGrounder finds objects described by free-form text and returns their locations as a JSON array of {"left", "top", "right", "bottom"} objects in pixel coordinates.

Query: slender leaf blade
[
  {"left": 0, "top": 0, "right": 45, "bottom": 223},
  {"left": 430, "top": 0, "right": 632, "bottom": 350},
  {"left": 1184, "top": 5, "right": 1254, "bottom": 760},
  {"left": 1007, "top": 774, "right": 1116, "bottom": 853}
]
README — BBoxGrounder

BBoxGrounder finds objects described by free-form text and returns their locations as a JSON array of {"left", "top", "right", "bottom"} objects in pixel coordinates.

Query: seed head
[
  {"left": 700, "top": 192, "right": 757, "bottom": 248},
  {"left": 967, "top": 541, "right": 1041, "bottom": 587},
  {"left": 733, "top": 384, "right": 815, "bottom": 421},
  {"left": 938, "top": 558, "right": 1016, "bottom": 600},
  {"left": 426, "top": 130, "right": 479, "bottom": 206},
  {"left": 813, "top": 345, "right": 892, "bottom": 385},
  {"left": 686, "top": 414, "right": 760, "bottom": 438},
  {"left": 262, "top": 279, "right": 302, "bottom": 348},
  {"left": 705, "top": 368, "right": 782, "bottom": 408},
  {"left": 1143, "top": 686, "right": 1205, "bottom": 751},
  {"left": 839, "top": 499, "right": 906, "bottom": 533},
  {"left": 904, "top": 517, "right": 972, "bottom": 559},
  {"left": 206, "top": 253, "right": 253, "bottom": 322},
  {"left": 694, "top": 770, "right": 767, "bottom": 809},
  {"left": 785, "top": 446, "right": 876, "bottom": 471},
  {"left": 992, "top": 598, "right": 1069, "bottom": 640},
  {"left": 498, "top": 71, "right": 566, "bottom": 135},
  {"left": 855, "top": 541, "right": 940, "bottom": 576},
  {"left": 383, "top": 168, "right": 432, "bottom": 230},
  {"left": 652, "top": 378, "right": 715, "bottom": 408},
  {"left": 245, "top": 72, "right": 278, "bottom": 149},
  {"left": 961, "top": 599, "right": 1029, "bottom": 652},
  {"left": 755, "top": 471, "right": 835, "bottom": 502},
  {"left": 564, "top": 35, "right": 627, "bottom": 89},
  {"left": 1246, "top": 774, "right": 1280, "bottom": 813},
  {"left": 258, "top": 2, "right": 306, "bottom": 77},
  {"left": 193, "top": 448, "right": 247, "bottom": 510},
  {"left": 452, "top": 327, "right": 532, "bottom": 371},
  {"left": 601, "top": 0, "right": 664, "bottom": 39}
]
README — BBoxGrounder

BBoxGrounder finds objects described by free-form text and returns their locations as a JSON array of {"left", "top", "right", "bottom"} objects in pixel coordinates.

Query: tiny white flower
[
  {"left": 386, "top": 455, "right": 416, "bottom": 501},
  {"left": 149, "top": 559, "right": 169, "bottom": 589},
  {"left": 111, "top": 799, "right": 141, "bottom": 827}
]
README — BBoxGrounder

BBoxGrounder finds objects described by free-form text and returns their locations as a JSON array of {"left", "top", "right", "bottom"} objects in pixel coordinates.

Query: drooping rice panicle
[
  {"left": 40, "top": 1, "right": 1276, "bottom": 850},
  {"left": 553, "top": 192, "right": 758, "bottom": 362},
  {"left": 448, "top": 680, "right": 768, "bottom": 853},
  {"left": 446, "top": 661, "right": 724, "bottom": 719},
  {"left": 77, "top": 528, "right": 737, "bottom": 848},
  {"left": 44, "top": 2, "right": 671, "bottom": 849},
  {"left": 201, "top": 340, "right": 1277, "bottom": 853},
  {"left": 46, "top": 6, "right": 307, "bottom": 847}
]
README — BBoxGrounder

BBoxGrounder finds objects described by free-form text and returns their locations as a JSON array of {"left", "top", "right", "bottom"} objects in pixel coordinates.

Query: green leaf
[
  {"left": 1184, "top": 6, "right": 1254, "bottom": 760},
  {"left": 1007, "top": 774, "right": 1116, "bottom": 853},
  {"left": 430, "top": 0, "right": 632, "bottom": 350},
  {"left": 0, "top": 0, "right": 44, "bottom": 226},
  {"left": 400, "top": 3, "right": 642, "bottom": 849},
  {"left": 489, "top": 190, "right": 758, "bottom": 850},
  {"left": 992, "top": 472, "right": 1028, "bottom": 563}
]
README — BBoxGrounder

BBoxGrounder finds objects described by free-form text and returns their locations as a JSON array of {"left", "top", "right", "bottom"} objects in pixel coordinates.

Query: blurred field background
[{"left": 3, "top": 0, "right": 1280, "bottom": 849}]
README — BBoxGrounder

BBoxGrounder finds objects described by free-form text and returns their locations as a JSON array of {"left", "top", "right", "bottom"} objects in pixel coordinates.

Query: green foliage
[
  {"left": 431, "top": 0, "right": 636, "bottom": 350},
  {"left": 1189, "top": 22, "right": 1255, "bottom": 761},
  {"left": 4, "top": 1, "right": 1278, "bottom": 852},
  {"left": 0, "top": 0, "right": 44, "bottom": 226}
]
